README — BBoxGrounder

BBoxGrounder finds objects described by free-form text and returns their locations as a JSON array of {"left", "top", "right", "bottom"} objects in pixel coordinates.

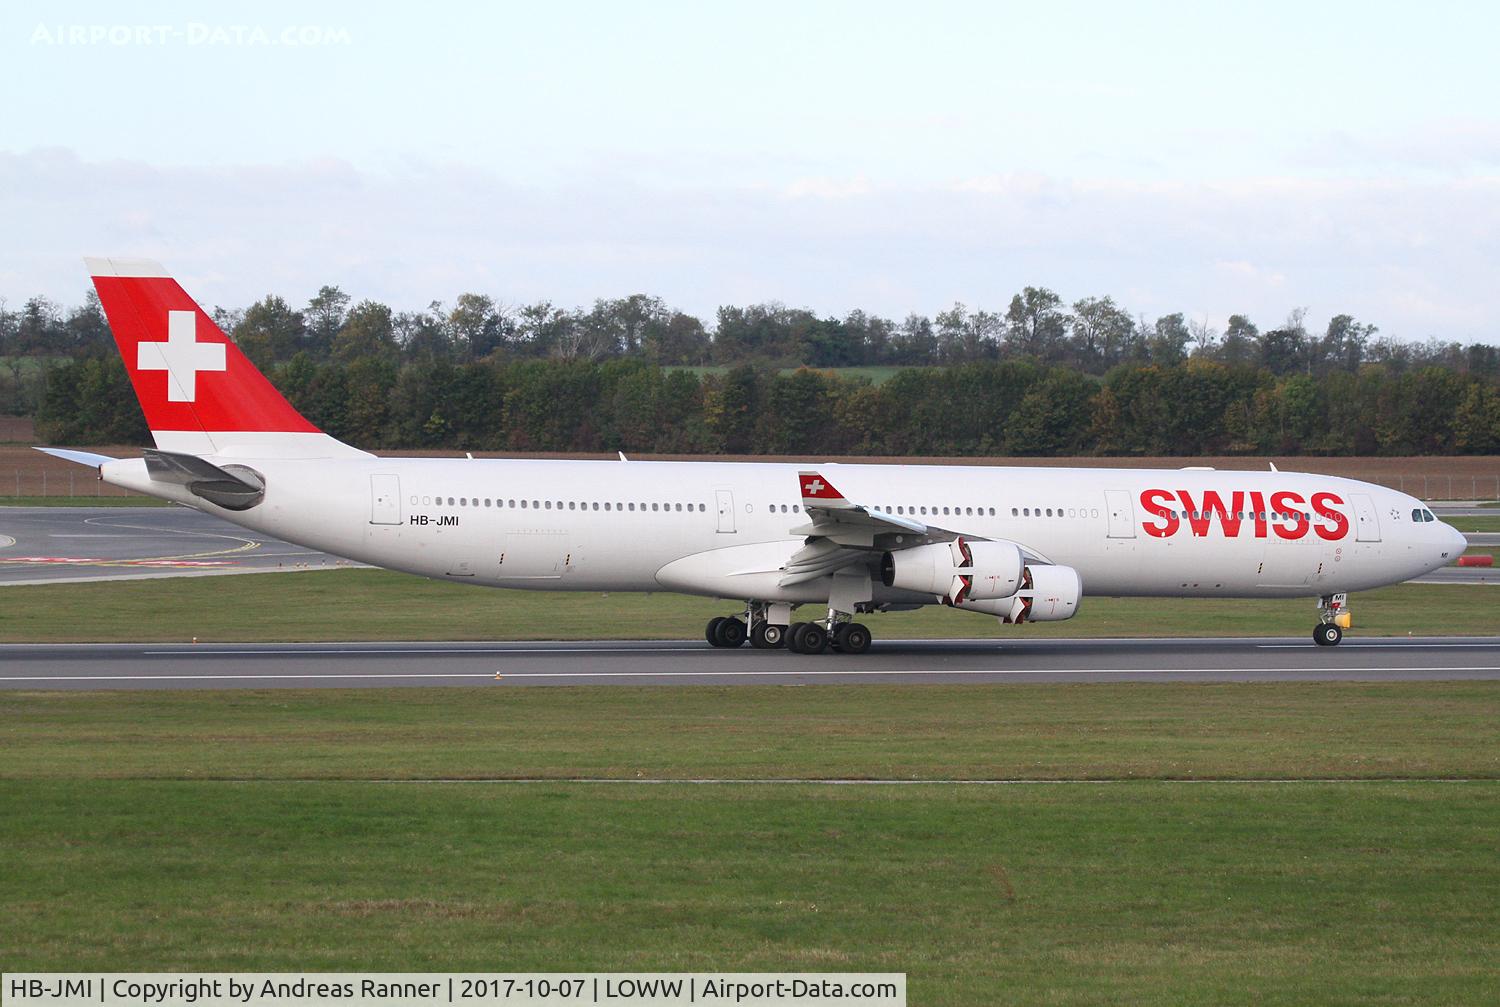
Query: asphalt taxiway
[
  {"left": 0, "top": 506, "right": 348, "bottom": 584},
  {"left": 2, "top": 636, "right": 1498, "bottom": 690}
]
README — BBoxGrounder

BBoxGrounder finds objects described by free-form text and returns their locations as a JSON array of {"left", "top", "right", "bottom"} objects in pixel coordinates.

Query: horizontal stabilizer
[
  {"left": 143, "top": 449, "right": 265, "bottom": 511},
  {"left": 32, "top": 446, "right": 118, "bottom": 468}
]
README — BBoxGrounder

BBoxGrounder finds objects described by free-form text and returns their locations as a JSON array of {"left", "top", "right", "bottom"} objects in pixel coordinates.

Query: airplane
[{"left": 39, "top": 258, "right": 1467, "bottom": 653}]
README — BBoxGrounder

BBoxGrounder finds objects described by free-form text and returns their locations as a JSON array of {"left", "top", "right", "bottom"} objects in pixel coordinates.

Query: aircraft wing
[{"left": 778, "top": 470, "right": 932, "bottom": 586}]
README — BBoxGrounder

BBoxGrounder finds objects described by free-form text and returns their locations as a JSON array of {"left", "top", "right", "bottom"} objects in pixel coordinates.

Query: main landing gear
[
  {"left": 1313, "top": 593, "right": 1351, "bottom": 646},
  {"left": 704, "top": 604, "right": 873, "bottom": 654}
]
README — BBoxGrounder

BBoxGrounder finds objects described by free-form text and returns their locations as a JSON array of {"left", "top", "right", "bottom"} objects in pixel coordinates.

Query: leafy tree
[
  {"left": 1004, "top": 287, "right": 1069, "bottom": 359},
  {"left": 305, "top": 286, "right": 350, "bottom": 358},
  {"left": 1070, "top": 296, "right": 1134, "bottom": 368},
  {"left": 233, "top": 295, "right": 305, "bottom": 369},
  {"left": 332, "top": 300, "right": 399, "bottom": 364}
]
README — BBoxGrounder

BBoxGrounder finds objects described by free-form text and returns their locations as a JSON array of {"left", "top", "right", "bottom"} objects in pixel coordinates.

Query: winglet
[{"left": 798, "top": 470, "right": 853, "bottom": 509}]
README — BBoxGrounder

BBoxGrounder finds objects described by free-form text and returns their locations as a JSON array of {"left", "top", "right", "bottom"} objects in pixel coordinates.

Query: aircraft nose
[{"left": 1448, "top": 523, "right": 1469, "bottom": 556}]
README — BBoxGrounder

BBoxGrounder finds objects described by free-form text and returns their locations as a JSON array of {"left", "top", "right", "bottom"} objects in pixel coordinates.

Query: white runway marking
[
  {"left": 6, "top": 665, "right": 1500, "bottom": 683},
  {"left": 141, "top": 646, "right": 705, "bottom": 656},
  {"left": 1258, "top": 642, "right": 1500, "bottom": 649},
  {"left": 363, "top": 777, "right": 1497, "bottom": 786}
]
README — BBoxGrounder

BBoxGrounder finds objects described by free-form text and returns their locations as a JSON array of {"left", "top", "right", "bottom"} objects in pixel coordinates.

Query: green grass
[
  {"left": 2, "top": 683, "right": 1499, "bottom": 1001},
  {"left": 0, "top": 494, "right": 167, "bottom": 507},
  {"left": 1445, "top": 515, "right": 1500, "bottom": 533},
  {"left": 0, "top": 569, "right": 1490, "bottom": 643},
  {"left": 2, "top": 779, "right": 1496, "bottom": 1002},
  {"left": 5, "top": 682, "right": 1498, "bottom": 781}
]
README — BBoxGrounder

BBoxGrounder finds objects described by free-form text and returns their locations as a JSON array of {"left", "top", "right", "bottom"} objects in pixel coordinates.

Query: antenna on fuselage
[
  {"left": 1269, "top": 462, "right": 1279, "bottom": 472},
  {"left": 618, "top": 451, "right": 629, "bottom": 462}
]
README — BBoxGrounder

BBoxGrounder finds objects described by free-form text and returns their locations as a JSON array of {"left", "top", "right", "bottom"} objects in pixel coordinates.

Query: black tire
[
  {"left": 835, "top": 622, "right": 872, "bottom": 655},
  {"left": 750, "top": 623, "right": 786, "bottom": 649},
  {"left": 705, "top": 617, "right": 725, "bottom": 647},
  {"left": 1313, "top": 624, "right": 1343, "bottom": 647},
  {"left": 787, "top": 622, "right": 810, "bottom": 653},
  {"left": 797, "top": 623, "right": 829, "bottom": 654},
  {"left": 715, "top": 617, "right": 747, "bottom": 648}
]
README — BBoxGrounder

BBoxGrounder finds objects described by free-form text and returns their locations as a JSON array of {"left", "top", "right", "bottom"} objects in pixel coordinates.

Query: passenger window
[
  {"left": 544, "top": 500, "right": 552, "bottom": 509},
  {"left": 422, "top": 496, "right": 431, "bottom": 505},
  {"left": 521, "top": 500, "right": 528, "bottom": 508}
]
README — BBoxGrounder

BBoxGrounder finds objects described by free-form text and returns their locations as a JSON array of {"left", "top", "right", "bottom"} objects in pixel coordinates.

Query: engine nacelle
[
  {"left": 1002, "top": 564, "right": 1082, "bottom": 623},
  {"left": 880, "top": 537, "right": 1024, "bottom": 604}
]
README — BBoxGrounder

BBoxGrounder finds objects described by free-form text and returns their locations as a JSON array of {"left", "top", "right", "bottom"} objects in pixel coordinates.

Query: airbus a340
[{"left": 41, "top": 259, "right": 1467, "bottom": 653}]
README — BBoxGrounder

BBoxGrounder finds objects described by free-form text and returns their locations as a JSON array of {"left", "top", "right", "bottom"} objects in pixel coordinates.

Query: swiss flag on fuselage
[{"left": 88, "top": 258, "right": 318, "bottom": 434}]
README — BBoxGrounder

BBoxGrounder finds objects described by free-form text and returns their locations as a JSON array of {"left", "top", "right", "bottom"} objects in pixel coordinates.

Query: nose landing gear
[
  {"left": 1314, "top": 593, "right": 1351, "bottom": 646},
  {"left": 1313, "top": 623, "right": 1343, "bottom": 647}
]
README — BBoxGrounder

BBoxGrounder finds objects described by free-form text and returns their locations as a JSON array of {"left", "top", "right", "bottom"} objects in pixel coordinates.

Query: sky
[{"left": 2, "top": 0, "right": 1498, "bottom": 341}]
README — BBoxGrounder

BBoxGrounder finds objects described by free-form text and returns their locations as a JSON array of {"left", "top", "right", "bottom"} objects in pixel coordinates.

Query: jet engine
[
  {"left": 947, "top": 564, "right": 1082, "bottom": 622},
  {"left": 1002, "top": 564, "right": 1081, "bottom": 623},
  {"left": 880, "top": 537, "right": 1025, "bottom": 605}
]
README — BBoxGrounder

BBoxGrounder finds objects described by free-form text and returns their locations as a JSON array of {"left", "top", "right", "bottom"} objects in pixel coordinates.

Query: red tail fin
[{"left": 86, "top": 257, "right": 362, "bottom": 458}]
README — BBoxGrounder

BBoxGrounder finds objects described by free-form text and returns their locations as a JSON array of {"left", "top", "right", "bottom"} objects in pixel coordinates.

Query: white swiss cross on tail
[
  {"left": 137, "top": 310, "right": 226, "bottom": 403},
  {"left": 798, "top": 470, "right": 851, "bottom": 507}
]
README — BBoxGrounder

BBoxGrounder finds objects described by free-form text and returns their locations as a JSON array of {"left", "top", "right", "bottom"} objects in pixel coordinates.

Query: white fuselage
[{"left": 101, "top": 456, "right": 1463, "bottom": 607}]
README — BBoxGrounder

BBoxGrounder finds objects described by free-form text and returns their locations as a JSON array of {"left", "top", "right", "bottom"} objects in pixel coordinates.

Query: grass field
[
  {"left": 2, "top": 684, "right": 1498, "bottom": 1002},
  {"left": 0, "top": 494, "right": 166, "bottom": 507},
  {"left": 4, "top": 682, "right": 1497, "bottom": 781},
  {"left": 1446, "top": 514, "right": 1500, "bottom": 534},
  {"left": 0, "top": 570, "right": 1492, "bottom": 642}
]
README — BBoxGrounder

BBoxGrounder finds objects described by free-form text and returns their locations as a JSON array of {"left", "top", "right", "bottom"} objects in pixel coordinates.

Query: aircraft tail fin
[{"left": 85, "top": 257, "right": 367, "bottom": 459}]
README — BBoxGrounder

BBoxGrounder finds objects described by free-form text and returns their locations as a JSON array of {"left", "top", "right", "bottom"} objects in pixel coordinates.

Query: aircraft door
[
  {"left": 716, "top": 489, "right": 736, "bottom": 533},
  {"left": 370, "top": 473, "right": 402, "bottom": 525},
  {"left": 1351, "top": 493, "right": 1381, "bottom": 542},
  {"left": 1104, "top": 489, "right": 1135, "bottom": 538}
]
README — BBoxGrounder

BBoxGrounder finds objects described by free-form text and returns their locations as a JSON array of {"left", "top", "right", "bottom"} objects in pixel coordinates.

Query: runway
[
  {"left": 0, "top": 506, "right": 1493, "bottom": 584},
  {"left": 3, "top": 636, "right": 1499, "bottom": 690}
]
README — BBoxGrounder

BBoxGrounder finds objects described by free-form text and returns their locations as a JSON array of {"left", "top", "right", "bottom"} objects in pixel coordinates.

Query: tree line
[{"left": 6, "top": 284, "right": 1500, "bottom": 454}]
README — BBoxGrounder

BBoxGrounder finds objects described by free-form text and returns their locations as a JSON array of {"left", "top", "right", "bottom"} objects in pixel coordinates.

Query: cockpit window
[
  {"left": 1412, "top": 508, "right": 1423, "bottom": 522},
  {"left": 1422, "top": 509, "right": 1436, "bottom": 522}
]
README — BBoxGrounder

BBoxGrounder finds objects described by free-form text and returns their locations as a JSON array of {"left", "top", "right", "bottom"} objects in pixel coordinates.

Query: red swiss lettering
[
  {"left": 1311, "top": 491, "right": 1350, "bottom": 541},
  {"left": 1248, "top": 491, "right": 1268, "bottom": 538},
  {"left": 1139, "top": 489, "right": 1178, "bottom": 538},
  {"left": 1270, "top": 490, "right": 1309, "bottom": 539}
]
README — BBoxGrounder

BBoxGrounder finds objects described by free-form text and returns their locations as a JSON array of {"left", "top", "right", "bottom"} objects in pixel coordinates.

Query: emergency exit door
[
  {"left": 716, "top": 489, "right": 736, "bottom": 533},
  {"left": 1104, "top": 489, "right": 1136, "bottom": 538},
  {"left": 370, "top": 473, "right": 402, "bottom": 525}
]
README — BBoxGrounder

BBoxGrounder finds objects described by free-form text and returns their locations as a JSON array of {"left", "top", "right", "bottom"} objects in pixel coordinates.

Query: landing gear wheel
[
  {"left": 714, "top": 617, "right": 747, "bottom": 648},
  {"left": 791, "top": 623, "right": 828, "bottom": 654},
  {"left": 750, "top": 622, "right": 786, "bottom": 649},
  {"left": 786, "top": 622, "right": 810, "bottom": 653},
  {"left": 833, "top": 623, "right": 872, "bottom": 655},
  {"left": 705, "top": 617, "right": 726, "bottom": 647},
  {"left": 1313, "top": 624, "right": 1343, "bottom": 647}
]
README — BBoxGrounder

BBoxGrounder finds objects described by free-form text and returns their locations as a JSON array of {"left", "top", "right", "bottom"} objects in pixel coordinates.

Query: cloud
[{"left": 1, "top": 147, "right": 1497, "bottom": 342}]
